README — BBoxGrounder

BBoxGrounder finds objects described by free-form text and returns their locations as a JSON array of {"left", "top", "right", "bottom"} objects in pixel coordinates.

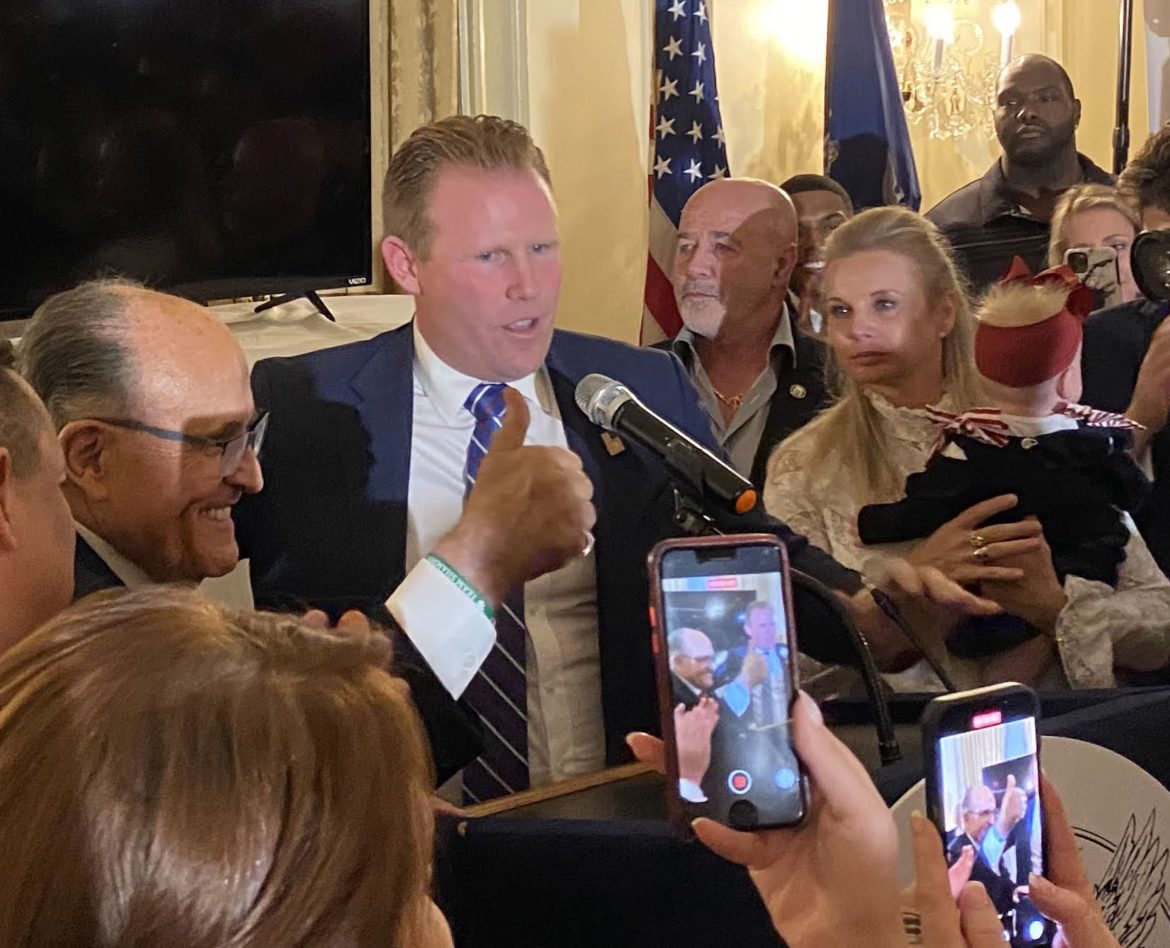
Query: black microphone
[{"left": 574, "top": 373, "right": 758, "bottom": 515}]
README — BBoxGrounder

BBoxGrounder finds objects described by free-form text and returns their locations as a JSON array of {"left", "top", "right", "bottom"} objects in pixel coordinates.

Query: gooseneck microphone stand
[{"left": 667, "top": 480, "right": 903, "bottom": 768}]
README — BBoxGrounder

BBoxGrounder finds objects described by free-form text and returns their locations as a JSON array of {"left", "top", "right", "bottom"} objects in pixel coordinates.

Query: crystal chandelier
[{"left": 884, "top": 0, "right": 1022, "bottom": 140}]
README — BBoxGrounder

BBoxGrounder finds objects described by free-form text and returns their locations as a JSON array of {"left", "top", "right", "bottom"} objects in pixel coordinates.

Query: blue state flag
[{"left": 824, "top": 0, "right": 921, "bottom": 211}]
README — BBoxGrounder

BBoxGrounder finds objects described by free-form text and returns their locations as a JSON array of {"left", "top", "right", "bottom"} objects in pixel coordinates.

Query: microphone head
[{"left": 574, "top": 374, "right": 632, "bottom": 430}]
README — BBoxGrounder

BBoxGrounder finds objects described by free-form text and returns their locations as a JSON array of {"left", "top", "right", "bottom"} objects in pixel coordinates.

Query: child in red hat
[{"left": 858, "top": 259, "right": 1149, "bottom": 666}]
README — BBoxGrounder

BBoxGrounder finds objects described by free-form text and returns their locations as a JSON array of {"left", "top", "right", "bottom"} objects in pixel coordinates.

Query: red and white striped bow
[
  {"left": 922, "top": 406, "right": 1013, "bottom": 449},
  {"left": 1057, "top": 402, "right": 1145, "bottom": 430}
]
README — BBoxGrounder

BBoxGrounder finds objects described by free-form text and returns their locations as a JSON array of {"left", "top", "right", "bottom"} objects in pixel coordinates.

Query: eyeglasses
[
  {"left": 966, "top": 807, "right": 997, "bottom": 819},
  {"left": 93, "top": 411, "right": 269, "bottom": 476}
]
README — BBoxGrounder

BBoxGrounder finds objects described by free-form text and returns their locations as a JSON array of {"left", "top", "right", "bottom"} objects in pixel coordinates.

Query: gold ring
[
  {"left": 972, "top": 546, "right": 991, "bottom": 562},
  {"left": 970, "top": 532, "right": 988, "bottom": 548}
]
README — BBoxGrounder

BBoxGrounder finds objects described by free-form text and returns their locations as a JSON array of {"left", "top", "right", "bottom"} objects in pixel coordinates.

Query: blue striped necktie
[{"left": 461, "top": 382, "right": 530, "bottom": 802}]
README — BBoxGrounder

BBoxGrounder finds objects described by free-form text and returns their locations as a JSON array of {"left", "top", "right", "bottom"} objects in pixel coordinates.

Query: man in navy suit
[{"left": 238, "top": 115, "right": 999, "bottom": 799}]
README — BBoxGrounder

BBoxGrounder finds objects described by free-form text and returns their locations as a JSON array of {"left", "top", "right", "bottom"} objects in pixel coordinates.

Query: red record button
[{"left": 727, "top": 770, "right": 752, "bottom": 795}]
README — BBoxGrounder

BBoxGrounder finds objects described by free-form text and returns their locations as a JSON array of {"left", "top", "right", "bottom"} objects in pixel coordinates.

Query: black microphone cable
[{"left": 792, "top": 571, "right": 902, "bottom": 766}]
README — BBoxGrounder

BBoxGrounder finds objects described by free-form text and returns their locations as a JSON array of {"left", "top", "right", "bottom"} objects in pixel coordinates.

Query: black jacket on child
[{"left": 857, "top": 424, "right": 1149, "bottom": 657}]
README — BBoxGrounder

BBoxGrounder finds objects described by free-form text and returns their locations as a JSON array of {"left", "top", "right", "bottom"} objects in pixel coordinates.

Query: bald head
[
  {"left": 683, "top": 178, "right": 797, "bottom": 244},
  {"left": 118, "top": 288, "right": 250, "bottom": 422},
  {"left": 19, "top": 280, "right": 246, "bottom": 428},
  {"left": 668, "top": 626, "right": 715, "bottom": 691},
  {"left": 997, "top": 54, "right": 1074, "bottom": 99},
  {"left": 994, "top": 54, "right": 1079, "bottom": 166},
  {"left": 960, "top": 784, "right": 997, "bottom": 843},
  {"left": 673, "top": 178, "right": 798, "bottom": 340}
]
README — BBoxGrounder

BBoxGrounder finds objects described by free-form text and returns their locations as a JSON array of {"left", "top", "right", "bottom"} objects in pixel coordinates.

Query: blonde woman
[
  {"left": 1048, "top": 183, "right": 1142, "bottom": 303},
  {"left": 0, "top": 587, "right": 452, "bottom": 948},
  {"left": 766, "top": 207, "right": 1170, "bottom": 691}
]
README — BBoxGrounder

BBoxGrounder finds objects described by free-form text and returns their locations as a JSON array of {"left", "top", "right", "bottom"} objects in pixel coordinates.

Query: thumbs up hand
[{"left": 431, "top": 387, "right": 597, "bottom": 606}]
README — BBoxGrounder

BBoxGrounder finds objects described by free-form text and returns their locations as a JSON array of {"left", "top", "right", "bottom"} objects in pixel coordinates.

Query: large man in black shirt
[{"left": 926, "top": 55, "right": 1112, "bottom": 292}]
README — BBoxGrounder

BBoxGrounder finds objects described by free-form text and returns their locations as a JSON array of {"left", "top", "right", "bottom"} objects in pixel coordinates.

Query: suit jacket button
[{"left": 789, "top": 384, "right": 807, "bottom": 399}]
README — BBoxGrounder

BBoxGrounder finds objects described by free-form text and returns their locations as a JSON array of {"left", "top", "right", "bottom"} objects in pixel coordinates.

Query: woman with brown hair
[
  {"left": 766, "top": 207, "right": 1170, "bottom": 692},
  {"left": 0, "top": 586, "right": 452, "bottom": 947}
]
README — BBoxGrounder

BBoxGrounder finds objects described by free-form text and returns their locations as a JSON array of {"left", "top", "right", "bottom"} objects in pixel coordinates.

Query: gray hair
[{"left": 16, "top": 278, "right": 142, "bottom": 429}]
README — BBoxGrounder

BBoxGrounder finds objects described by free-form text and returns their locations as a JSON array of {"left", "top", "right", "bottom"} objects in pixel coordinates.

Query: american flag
[{"left": 641, "top": 0, "right": 730, "bottom": 344}]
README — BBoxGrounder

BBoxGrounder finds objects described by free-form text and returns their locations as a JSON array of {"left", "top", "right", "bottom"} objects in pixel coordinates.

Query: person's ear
[
  {"left": 935, "top": 293, "right": 958, "bottom": 338},
  {"left": 1056, "top": 345, "right": 1084, "bottom": 400},
  {"left": 382, "top": 236, "right": 423, "bottom": 295},
  {"left": 1073, "top": 97, "right": 1082, "bottom": 130},
  {"left": 776, "top": 241, "right": 799, "bottom": 291},
  {"left": 58, "top": 421, "right": 112, "bottom": 501},
  {"left": 0, "top": 449, "right": 16, "bottom": 553}
]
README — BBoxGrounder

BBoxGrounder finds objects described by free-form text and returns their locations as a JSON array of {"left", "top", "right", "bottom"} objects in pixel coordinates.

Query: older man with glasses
[{"left": 16, "top": 279, "right": 267, "bottom": 597}]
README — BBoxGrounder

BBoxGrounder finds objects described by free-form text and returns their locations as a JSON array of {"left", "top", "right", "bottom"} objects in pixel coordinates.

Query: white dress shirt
[
  {"left": 671, "top": 304, "right": 798, "bottom": 478},
  {"left": 387, "top": 322, "right": 606, "bottom": 786}
]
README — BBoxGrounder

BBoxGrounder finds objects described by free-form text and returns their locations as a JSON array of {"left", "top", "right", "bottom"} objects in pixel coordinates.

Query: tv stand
[{"left": 253, "top": 289, "right": 336, "bottom": 322}]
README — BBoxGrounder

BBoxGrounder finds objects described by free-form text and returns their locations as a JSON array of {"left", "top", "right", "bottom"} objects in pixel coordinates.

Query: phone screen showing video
[
  {"left": 660, "top": 542, "right": 804, "bottom": 829},
  {"left": 935, "top": 713, "right": 1049, "bottom": 945}
]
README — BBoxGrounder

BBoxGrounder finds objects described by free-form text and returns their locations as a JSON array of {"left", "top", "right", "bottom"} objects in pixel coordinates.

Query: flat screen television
[{"left": 0, "top": 0, "right": 372, "bottom": 319}]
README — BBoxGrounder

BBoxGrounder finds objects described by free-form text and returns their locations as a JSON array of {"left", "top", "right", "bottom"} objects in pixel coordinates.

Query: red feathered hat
[{"left": 973, "top": 257, "right": 1095, "bottom": 388}]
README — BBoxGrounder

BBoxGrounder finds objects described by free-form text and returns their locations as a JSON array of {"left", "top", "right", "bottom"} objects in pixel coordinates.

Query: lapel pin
[
  {"left": 601, "top": 432, "right": 626, "bottom": 456},
  {"left": 789, "top": 384, "right": 807, "bottom": 399}
]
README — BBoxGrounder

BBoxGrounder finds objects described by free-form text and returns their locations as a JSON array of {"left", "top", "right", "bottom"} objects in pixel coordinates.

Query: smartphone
[
  {"left": 922, "top": 683, "right": 1053, "bottom": 947},
  {"left": 649, "top": 534, "right": 807, "bottom": 833},
  {"left": 1064, "top": 245, "right": 1123, "bottom": 310}
]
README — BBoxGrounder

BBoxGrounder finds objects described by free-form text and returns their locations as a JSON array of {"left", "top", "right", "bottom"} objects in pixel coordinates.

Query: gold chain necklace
[{"left": 711, "top": 386, "right": 746, "bottom": 410}]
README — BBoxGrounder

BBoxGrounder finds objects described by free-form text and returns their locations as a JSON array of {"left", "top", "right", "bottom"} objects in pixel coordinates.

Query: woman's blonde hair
[
  {"left": 776, "top": 206, "right": 981, "bottom": 502},
  {"left": 0, "top": 587, "right": 434, "bottom": 947},
  {"left": 1048, "top": 183, "right": 1139, "bottom": 266}
]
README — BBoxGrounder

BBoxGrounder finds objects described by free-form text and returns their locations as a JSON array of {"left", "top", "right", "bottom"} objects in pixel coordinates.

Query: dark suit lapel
[
  {"left": 348, "top": 323, "right": 415, "bottom": 580},
  {"left": 73, "top": 534, "right": 126, "bottom": 601},
  {"left": 750, "top": 336, "right": 825, "bottom": 488},
  {"left": 545, "top": 344, "right": 606, "bottom": 517}
]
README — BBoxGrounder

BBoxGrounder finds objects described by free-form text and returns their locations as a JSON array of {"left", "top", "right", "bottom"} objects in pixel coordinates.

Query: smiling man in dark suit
[
  {"left": 17, "top": 280, "right": 267, "bottom": 602},
  {"left": 237, "top": 115, "right": 1001, "bottom": 802}
]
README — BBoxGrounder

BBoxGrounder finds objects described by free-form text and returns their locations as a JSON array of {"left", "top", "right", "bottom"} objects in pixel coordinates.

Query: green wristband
[{"left": 425, "top": 554, "right": 495, "bottom": 622}]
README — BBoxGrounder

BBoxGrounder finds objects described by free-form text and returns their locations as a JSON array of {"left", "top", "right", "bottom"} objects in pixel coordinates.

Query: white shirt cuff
[
  {"left": 386, "top": 559, "right": 496, "bottom": 700},
  {"left": 679, "top": 778, "right": 707, "bottom": 803}
]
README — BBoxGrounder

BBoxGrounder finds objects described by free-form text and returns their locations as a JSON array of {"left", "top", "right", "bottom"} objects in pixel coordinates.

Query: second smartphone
[
  {"left": 649, "top": 534, "right": 807, "bottom": 832},
  {"left": 922, "top": 683, "right": 1053, "bottom": 947}
]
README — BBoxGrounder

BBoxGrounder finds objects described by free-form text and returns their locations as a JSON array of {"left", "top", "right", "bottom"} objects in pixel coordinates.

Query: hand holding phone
[
  {"left": 628, "top": 692, "right": 907, "bottom": 948},
  {"left": 1064, "top": 246, "right": 1123, "bottom": 311},
  {"left": 922, "top": 683, "right": 1054, "bottom": 947},
  {"left": 912, "top": 775, "right": 1119, "bottom": 948},
  {"left": 649, "top": 534, "right": 807, "bottom": 831}
]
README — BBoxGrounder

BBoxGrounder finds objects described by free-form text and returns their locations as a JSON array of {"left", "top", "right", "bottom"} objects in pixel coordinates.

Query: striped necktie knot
[{"left": 463, "top": 382, "right": 509, "bottom": 495}]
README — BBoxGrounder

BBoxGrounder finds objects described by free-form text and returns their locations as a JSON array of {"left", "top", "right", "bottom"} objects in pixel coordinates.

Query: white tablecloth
[{"left": 211, "top": 293, "right": 413, "bottom": 365}]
